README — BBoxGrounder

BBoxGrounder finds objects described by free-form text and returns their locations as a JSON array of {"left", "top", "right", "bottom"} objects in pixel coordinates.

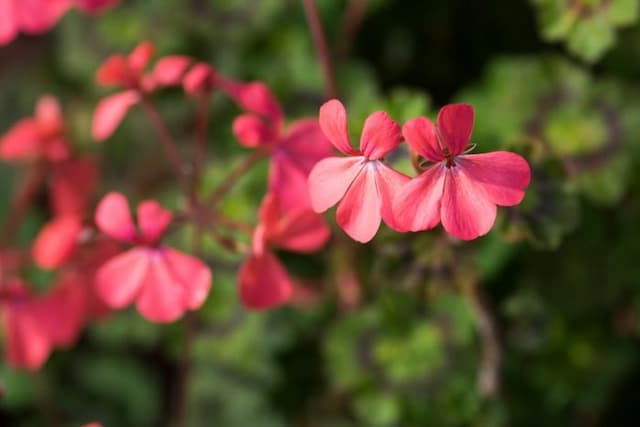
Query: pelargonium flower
[
  {"left": 225, "top": 80, "right": 333, "bottom": 210},
  {"left": 92, "top": 42, "right": 192, "bottom": 141},
  {"left": 393, "top": 104, "right": 531, "bottom": 240},
  {"left": 239, "top": 193, "right": 330, "bottom": 310},
  {"left": 94, "top": 192, "right": 212, "bottom": 322},
  {"left": 0, "top": 95, "right": 69, "bottom": 162},
  {"left": 308, "top": 99, "right": 410, "bottom": 243}
]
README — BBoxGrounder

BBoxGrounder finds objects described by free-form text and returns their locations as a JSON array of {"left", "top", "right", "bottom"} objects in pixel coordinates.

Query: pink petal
[
  {"left": 18, "top": 0, "right": 69, "bottom": 33},
  {"left": 162, "top": 248, "right": 212, "bottom": 310},
  {"left": 75, "top": 0, "right": 119, "bottom": 13},
  {"left": 374, "top": 162, "right": 411, "bottom": 231},
  {"left": 42, "top": 137, "right": 70, "bottom": 162},
  {"left": 457, "top": 151, "right": 531, "bottom": 206},
  {"left": 318, "top": 99, "right": 358, "bottom": 155},
  {"left": 232, "top": 114, "right": 275, "bottom": 147},
  {"left": 336, "top": 164, "right": 382, "bottom": 243},
  {"left": 274, "top": 209, "right": 330, "bottom": 253},
  {"left": 402, "top": 117, "right": 444, "bottom": 162},
  {"left": 96, "top": 55, "right": 130, "bottom": 87},
  {"left": 49, "top": 157, "right": 98, "bottom": 217},
  {"left": 257, "top": 193, "right": 281, "bottom": 233},
  {"left": 359, "top": 111, "right": 402, "bottom": 160},
  {"left": 35, "top": 95, "right": 64, "bottom": 136},
  {"left": 182, "top": 62, "right": 216, "bottom": 95},
  {"left": 92, "top": 90, "right": 140, "bottom": 141},
  {"left": 3, "top": 301, "right": 52, "bottom": 370},
  {"left": 268, "top": 154, "right": 313, "bottom": 211},
  {"left": 95, "top": 248, "right": 149, "bottom": 308},
  {"left": 239, "top": 251, "right": 294, "bottom": 311},
  {"left": 0, "top": 0, "right": 18, "bottom": 45},
  {"left": 437, "top": 103, "right": 474, "bottom": 156},
  {"left": 0, "top": 119, "right": 41, "bottom": 161},
  {"left": 32, "top": 216, "right": 82, "bottom": 269},
  {"left": 393, "top": 165, "right": 446, "bottom": 232},
  {"left": 440, "top": 166, "right": 496, "bottom": 240},
  {"left": 136, "top": 200, "right": 172, "bottom": 244},
  {"left": 220, "top": 79, "right": 283, "bottom": 124},
  {"left": 279, "top": 119, "right": 333, "bottom": 175},
  {"left": 127, "top": 41, "right": 155, "bottom": 74},
  {"left": 40, "top": 273, "right": 86, "bottom": 347},
  {"left": 95, "top": 192, "right": 136, "bottom": 241},
  {"left": 150, "top": 55, "right": 192, "bottom": 87},
  {"left": 308, "top": 156, "right": 365, "bottom": 213}
]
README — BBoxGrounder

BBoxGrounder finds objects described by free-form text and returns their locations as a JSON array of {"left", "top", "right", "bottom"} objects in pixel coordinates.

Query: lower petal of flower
[
  {"left": 95, "top": 248, "right": 149, "bottom": 309},
  {"left": 393, "top": 164, "right": 446, "bottom": 232},
  {"left": 239, "top": 251, "right": 294, "bottom": 310},
  {"left": 336, "top": 164, "right": 382, "bottom": 243},
  {"left": 308, "top": 156, "right": 365, "bottom": 213},
  {"left": 374, "top": 162, "right": 411, "bottom": 231}
]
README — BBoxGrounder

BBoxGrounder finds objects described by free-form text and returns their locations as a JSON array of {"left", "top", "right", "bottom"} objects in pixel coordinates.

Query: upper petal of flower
[
  {"left": 440, "top": 166, "right": 496, "bottom": 240},
  {"left": 308, "top": 156, "right": 365, "bottom": 213},
  {"left": 18, "top": 0, "right": 69, "bottom": 34},
  {"left": 35, "top": 95, "right": 64, "bottom": 137},
  {"left": 457, "top": 151, "right": 531, "bottom": 206},
  {"left": 96, "top": 55, "right": 130, "bottom": 87},
  {"left": 318, "top": 99, "right": 358, "bottom": 155},
  {"left": 437, "top": 103, "right": 474, "bottom": 156},
  {"left": 269, "top": 153, "right": 313, "bottom": 211},
  {"left": 95, "top": 192, "right": 137, "bottom": 242},
  {"left": 95, "top": 248, "right": 149, "bottom": 308},
  {"left": 232, "top": 114, "right": 275, "bottom": 148},
  {"left": 92, "top": 90, "right": 140, "bottom": 141},
  {"left": 183, "top": 62, "right": 217, "bottom": 96},
  {"left": 127, "top": 41, "right": 155, "bottom": 74},
  {"left": 136, "top": 200, "right": 173, "bottom": 244},
  {"left": 374, "top": 162, "right": 411, "bottom": 231},
  {"left": 359, "top": 111, "right": 402, "bottom": 160},
  {"left": 393, "top": 164, "right": 446, "bottom": 232},
  {"left": 402, "top": 117, "right": 444, "bottom": 162},
  {"left": 149, "top": 55, "right": 192, "bottom": 87},
  {"left": 239, "top": 251, "right": 294, "bottom": 311},
  {"left": 135, "top": 250, "right": 186, "bottom": 323},
  {"left": 220, "top": 79, "right": 283, "bottom": 125},
  {"left": 32, "top": 216, "right": 83, "bottom": 270},
  {"left": 336, "top": 164, "right": 382, "bottom": 243},
  {"left": 0, "top": 0, "right": 19, "bottom": 45},
  {"left": 0, "top": 119, "right": 42, "bottom": 161},
  {"left": 162, "top": 248, "right": 212, "bottom": 310},
  {"left": 279, "top": 119, "right": 333, "bottom": 175}
]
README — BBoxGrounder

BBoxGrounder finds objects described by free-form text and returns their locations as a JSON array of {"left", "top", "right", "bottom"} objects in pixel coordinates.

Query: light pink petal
[
  {"left": 239, "top": 251, "right": 294, "bottom": 311},
  {"left": 162, "top": 248, "right": 212, "bottom": 310},
  {"left": 182, "top": 62, "right": 216, "bottom": 96},
  {"left": 279, "top": 119, "right": 333, "bottom": 175},
  {"left": 437, "top": 103, "right": 474, "bottom": 156},
  {"left": 32, "top": 216, "right": 82, "bottom": 269},
  {"left": 318, "top": 99, "right": 358, "bottom": 155},
  {"left": 336, "top": 165, "right": 382, "bottom": 243},
  {"left": 150, "top": 55, "right": 192, "bottom": 87},
  {"left": 136, "top": 200, "right": 172, "bottom": 244},
  {"left": 35, "top": 95, "right": 64, "bottom": 136},
  {"left": 75, "top": 0, "right": 119, "bottom": 13},
  {"left": 127, "top": 41, "right": 155, "bottom": 74},
  {"left": 95, "top": 192, "right": 136, "bottom": 241},
  {"left": 308, "top": 156, "right": 365, "bottom": 213},
  {"left": 4, "top": 302, "right": 52, "bottom": 370},
  {"left": 374, "top": 162, "right": 411, "bottom": 231},
  {"left": 0, "top": 0, "right": 19, "bottom": 45},
  {"left": 393, "top": 165, "right": 446, "bottom": 232},
  {"left": 92, "top": 90, "right": 140, "bottom": 141},
  {"left": 274, "top": 209, "right": 330, "bottom": 253},
  {"left": 402, "top": 117, "right": 444, "bottom": 162},
  {"left": 457, "top": 151, "right": 531, "bottom": 206},
  {"left": 96, "top": 55, "right": 130, "bottom": 87},
  {"left": 269, "top": 154, "right": 313, "bottom": 211},
  {"left": 359, "top": 111, "right": 402, "bottom": 160},
  {"left": 135, "top": 250, "right": 185, "bottom": 323},
  {"left": 0, "top": 119, "right": 41, "bottom": 161},
  {"left": 232, "top": 114, "right": 275, "bottom": 147},
  {"left": 18, "top": 0, "right": 69, "bottom": 33},
  {"left": 220, "top": 79, "right": 283, "bottom": 124},
  {"left": 95, "top": 248, "right": 148, "bottom": 308},
  {"left": 440, "top": 166, "right": 496, "bottom": 240}
]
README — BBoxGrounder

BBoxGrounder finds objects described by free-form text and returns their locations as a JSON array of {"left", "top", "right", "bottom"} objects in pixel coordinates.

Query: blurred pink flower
[
  {"left": 308, "top": 99, "right": 410, "bottom": 243},
  {"left": 393, "top": 104, "right": 531, "bottom": 240}
]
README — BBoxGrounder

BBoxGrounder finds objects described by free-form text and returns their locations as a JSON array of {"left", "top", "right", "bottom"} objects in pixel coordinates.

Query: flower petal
[
  {"left": 279, "top": 119, "right": 333, "bottom": 175},
  {"left": 127, "top": 41, "right": 154, "bottom": 74},
  {"left": 49, "top": 157, "right": 98, "bottom": 217},
  {"left": 32, "top": 216, "right": 82, "bottom": 269},
  {"left": 183, "top": 62, "right": 217, "bottom": 95},
  {"left": 239, "top": 251, "right": 294, "bottom": 310},
  {"left": 274, "top": 209, "right": 330, "bottom": 253},
  {"left": 92, "top": 90, "right": 140, "bottom": 141},
  {"left": 96, "top": 55, "right": 130, "bottom": 87},
  {"left": 135, "top": 250, "right": 186, "bottom": 323},
  {"left": 457, "top": 151, "right": 531, "bottom": 206},
  {"left": 402, "top": 117, "right": 444, "bottom": 162},
  {"left": 269, "top": 154, "right": 313, "bottom": 211},
  {"left": 232, "top": 114, "right": 275, "bottom": 147},
  {"left": 393, "top": 165, "right": 446, "bottom": 232},
  {"left": 0, "top": 119, "right": 41, "bottom": 161},
  {"left": 318, "top": 99, "right": 358, "bottom": 155},
  {"left": 359, "top": 111, "right": 402, "bottom": 160},
  {"left": 35, "top": 95, "right": 64, "bottom": 136},
  {"left": 150, "top": 55, "right": 192, "bottom": 87},
  {"left": 95, "top": 192, "right": 136, "bottom": 241},
  {"left": 441, "top": 166, "right": 496, "bottom": 240},
  {"left": 3, "top": 301, "right": 51, "bottom": 370},
  {"left": 374, "top": 162, "right": 411, "bottom": 231},
  {"left": 437, "top": 103, "right": 474, "bottom": 156},
  {"left": 162, "top": 248, "right": 212, "bottom": 310},
  {"left": 336, "top": 164, "right": 382, "bottom": 243},
  {"left": 76, "top": 0, "right": 119, "bottom": 13},
  {"left": 40, "top": 273, "right": 87, "bottom": 347},
  {"left": 95, "top": 248, "right": 148, "bottom": 308},
  {"left": 308, "top": 156, "right": 365, "bottom": 213},
  {"left": 137, "top": 200, "right": 172, "bottom": 244},
  {"left": 0, "top": 0, "right": 18, "bottom": 45},
  {"left": 220, "top": 79, "right": 283, "bottom": 124}
]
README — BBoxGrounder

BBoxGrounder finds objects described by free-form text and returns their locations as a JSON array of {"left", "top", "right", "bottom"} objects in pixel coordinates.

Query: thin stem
[
  {"left": 337, "top": 0, "right": 369, "bottom": 62},
  {"left": 193, "top": 94, "right": 211, "bottom": 200},
  {"left": 206, "top": 150, "right": 266, "bottom": 206},
  {"left": 1, "top": 164, "right": 45, "bottom": 246},
  {"left": 301, "top": 0, "right": 338, "bottom": 98}
]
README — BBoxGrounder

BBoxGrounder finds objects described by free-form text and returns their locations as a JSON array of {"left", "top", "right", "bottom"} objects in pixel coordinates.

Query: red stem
[
  {"left": 302, "top": 0, "right": 338, "bottom": 99},
  {"left": 206, "top": 150, "right": 266, "bottom": 206},
  {"left": 193, "top": 94, "right": 210, "bottom": 198}
]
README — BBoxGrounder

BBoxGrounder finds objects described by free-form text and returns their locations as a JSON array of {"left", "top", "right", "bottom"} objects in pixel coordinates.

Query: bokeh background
[{"left": 2, "top": 0, "right": 640, "bottom": 426}]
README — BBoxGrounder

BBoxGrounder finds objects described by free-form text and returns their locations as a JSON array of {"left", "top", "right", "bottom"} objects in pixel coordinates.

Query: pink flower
[
  {"left": 182, "top": 63, "right": 217, "bottom": 96},
  {"left": 239, "top": 193, "right": 329, "bottom": 310},
  {"left": 0, "top": 95, "right": 69, "bottom": 163},
  {"left": 393, "top": 104, "right": 531, "bottom": 240},
  {"left": 225, "top": 80, "right": 333, "bottom": 210},
  {"left": 75, "top": 0, "right": 118, "bottom": 13},
  {"left": 308, "top": 99, "right": 410, "bottom": 243},
  {"left": 92, "top": 42, "right": 192, "bottom": 141},
  {"left": 94, "top": 192, "right": 212, "bottom": 323}
]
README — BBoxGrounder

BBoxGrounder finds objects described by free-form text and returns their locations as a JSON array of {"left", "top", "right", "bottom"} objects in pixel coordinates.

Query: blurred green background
[{"left": 2, "top": 0, "right": 640, "bottom": 426}]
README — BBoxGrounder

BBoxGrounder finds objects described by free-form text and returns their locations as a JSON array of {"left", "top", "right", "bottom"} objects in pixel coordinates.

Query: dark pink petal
[
  {"left": 269, "top": 154, "right": 313, "bottom": 211},
  {"left": 42, "top": 137, "right": 70, "bottom": 162},
  {"left": 40, "top": 273, "right": 86, "bottom": 347},
  {"left": 239, "top": 251, "right": 294, "bottom": 311},
  {"left": 75, "top": 0, "right": 119, "bottom": 13},
  {"left": 92, "top": 90, "right": 140, "bottom": 141},
  {"left": 457, "top": 151, "right": 531, "bottom": 206},
  {"left": 95, "top": 192, "right": 136, "bottom": 242},
  {"left": 440, "top": 166, "right": 496, "bottom": 240},
  {"left": 162, "top": 248, "right": 212, "bottom": 310},
  {"left": 182, "top": 62, "right": 217, "bottom": 95},
  {"left": 0, "top": 119, "right": 41, "bottom": 161},
  {"left": 318, "top": 99, "right": 358, "bottom": 155},
  {"left": 402, "top": 117, "right": 444, "bottom": 162},
  {"left": 274, "top": 209, "right": 330, "bottom": 253},
  {"left": 35, "top": 95, "right": 64, "bottom": 136},
  {"left": 437, "top": 103, "right": 474, "bottom": 156},
  {"left": 95, "top": 248, "right": 149, "bottom": 308},
  {"left": 232, "top": 114, "right": 275, "bottom": 147},
  {"left": 136, "top": 200, "right": 172, "bottom": 244},
  {"left": 359, "top": 111, "right": 402, "bottom": 160},
  {"left": 127, "top": 41, "right": 154, "bottom": 74},
  {"left": 32, "top": 216, "right": 82, "bottom": 269},
  {"left": 50, "top": 157, "right": 98, "bottom": 217},
  {"left": 220, "top": 80, "right": 283, "bottom": 124},
  {"left": 0, "top": 0, "right": 18, "bottom": 45},
  {"left": 135, "top": 250, "right": 185, "bottom": 323},
  {"left": 308, "top": 156, "right": 365, "bottom": 213},
  {"left": 257, "top": 193, "right": 281, "bottom": 234},
  {"left": 393, "top": 165, "right": 446, "bottom": 232},
  {"left": 3, "top": 300, "right": 52, "bottom": 370},
  {"left": 96, "top": 55, "right": 130, "bottom": 87},
  {"left": 374, "top": 162, "right": 411, "bottom": 231},
  {"left": 336, "top": 164, "right": 382, "bottom": 243},
  {"left": 150, "top": 55, "right": 192, "bottom": 87},
  {"left": 279, "top": 119, "right": 333, "bottom": 175}
]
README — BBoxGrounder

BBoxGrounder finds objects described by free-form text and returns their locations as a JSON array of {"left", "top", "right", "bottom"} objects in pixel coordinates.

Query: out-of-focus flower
[
  {"left": 393, "top": 104, "right": 531, "bottom": 240},
  {"left": 308, "top": 99, "right": 410, "bottom": 243},
  {"left": 94, "top": 192, "right": 212, "bottom": 322}
]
